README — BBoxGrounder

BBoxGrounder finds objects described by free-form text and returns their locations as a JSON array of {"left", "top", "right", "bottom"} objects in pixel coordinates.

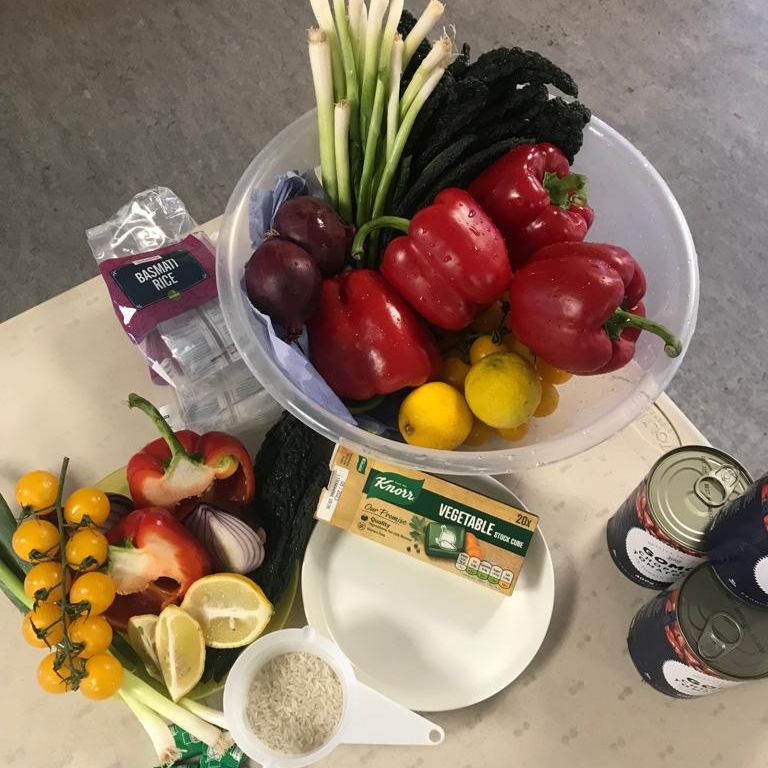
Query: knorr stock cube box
[{"left": 315, "top": 445, "right": 539, "bottom": 596}]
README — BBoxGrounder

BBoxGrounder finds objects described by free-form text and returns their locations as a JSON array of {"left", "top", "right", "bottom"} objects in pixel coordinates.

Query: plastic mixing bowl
[{"left": 218, "top": 109, "right": 698, "bottom": 474}]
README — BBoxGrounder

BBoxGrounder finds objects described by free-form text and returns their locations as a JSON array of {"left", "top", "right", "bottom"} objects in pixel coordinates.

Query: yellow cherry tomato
[
  {"left": 470, "top": 302, "right": 506, "bottom": 334},
  {"left": 23, "top": 603, "right": 64, "bottom": 647},
  {"left": 24, "top": 562, "right": 67, "bottom": 603},
  {"left": 65, "top": 527, "right": 108, "bottom": 572},
  {"left": 498, "top": 422, "right": 530, "bottom": 442},
  {"left": 534, "top": 381, "right": 560, "bottom": 417},
  {"left": 79, "top": 654, "right": 123, "bottom": 700},
  {"left": 12, "top": 519, "right": 60, "bottom": 563},
  {"left": 504, "top": 335, "right": 536, "bottom": 365},
  {"left": 469, "top": 335, "right": 507, "bottom": 365},
  {"left": 535, "top": 358, "right": 573, "bottom": 385},
  {"left": 64, "top": 488, "right": 110, "bottom": 527},
  {"left": 69, "top": 572, "right": 116, "bottom": 616},
  {"left": 69, "top": 616, "right": 113, "bottom": 658},
  {"left": 438, "top": 357, "right": 471, "bottom": 391},
  {"left": 15, "top": 470, "right": 58, "bottom": 513},
  {"left": 37, "top": 652, "right": 74, "bottom": 694},
  {"left": 463, "top": 418, "right": 495, "bottom": 447}
]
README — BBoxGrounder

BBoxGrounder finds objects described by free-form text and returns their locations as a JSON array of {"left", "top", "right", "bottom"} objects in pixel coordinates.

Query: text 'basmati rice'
[{"left": 246, "top": 651, "right": 344, "bottom": 754}]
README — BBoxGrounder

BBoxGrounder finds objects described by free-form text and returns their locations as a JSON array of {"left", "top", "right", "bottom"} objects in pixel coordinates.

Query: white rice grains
[{"left": 246, "top": 651, "right": 344, "bottom": 754}]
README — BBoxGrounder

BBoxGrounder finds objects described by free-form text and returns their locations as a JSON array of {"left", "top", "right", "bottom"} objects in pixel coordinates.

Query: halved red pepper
[
  {"left": 127, "top": 393, "right": 255, "bottom": 516},
  {"left": 352, "top": 189, "right": 511, "bottom": 330},
  {"left": 307, "top": 269, "right": 440, "bottom": 400},
  {"left": 106, "top": 507, "right": 211, "bottom": 629},
  {"left": 468, "top": 142, "right": 593, "bottom": 269},
  {"left": 508, "top": 241, "right": 681, "bottom": 374}
]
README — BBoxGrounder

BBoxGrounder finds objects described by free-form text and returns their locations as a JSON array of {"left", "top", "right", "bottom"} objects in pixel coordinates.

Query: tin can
[
  {"left": 606, "top": 446, "right": 751, "bottom": 588},
  {"left": 705, "top": 474, "right": 768, "bottom": 606},
  {"left": 627, "top": 564, "right": 768, "bottom": 698}
]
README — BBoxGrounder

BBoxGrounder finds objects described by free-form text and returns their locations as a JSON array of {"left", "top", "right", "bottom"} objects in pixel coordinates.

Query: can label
[
  {"left": 627, "top": 584, "right": 742, "bottom": 698},
  {"left": 705, "top": 476, "right": 768, "bottom": 606},
  {"left": 607, "top": 481, "right": 705, "bottom": 588}
]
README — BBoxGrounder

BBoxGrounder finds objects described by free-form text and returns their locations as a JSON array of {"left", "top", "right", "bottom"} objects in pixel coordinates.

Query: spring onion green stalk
[
  {"left": 386, "top": 35, "right": 404, "bottom": 158},
  {"left": 356, "top": 77, "right": 387, "bottom": 225},
  {"left": 399, "top": 35, "right": 451, "bottom": 119},
  {"left": 334, "top": 100, "right": 353, "bottom": 222},
  {"left": 377, "top": 0, "right": 403, "bottom": 72},
  {"left": 359, "top": 0, "right": 388, "bottom": 142},
  {"left": 179, "top": 697, "right": 229, "bottom": 730},
  {"left": 354, "top": 1, "right": 368, "bottom": 75},
  {"left": 123, "top": 669, "right": 232, "bottom": 755},
  {"left": 349, "top": 0, "right": 362, "bottom": 51},
  {"left": 309, "top": 0, "right": 345, "bottom": 102},
  {"left": 0, "top": 555, "right": 29, "bottom": 609},
  {"left": 370, "top": 64, "right": 446, "bottom": 219},
  {"left": 120, "top": 690, "right": 181, "bottom": 767},
  {"left": 308, "top": 28, "right": 339, "bottom": 210},
  {"left": 402, "top": 0, "right": 445, "bottom": 69}
]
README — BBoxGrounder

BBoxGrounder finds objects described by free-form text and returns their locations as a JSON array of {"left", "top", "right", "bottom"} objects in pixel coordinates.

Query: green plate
[{"left": 97, "top": 467, "right": 300, "bottom": 698}]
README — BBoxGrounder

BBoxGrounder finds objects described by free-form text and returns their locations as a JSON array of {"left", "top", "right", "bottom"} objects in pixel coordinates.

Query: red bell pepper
[
  {"left": 508, "top": 241, "right": 681, "bottom": 374},
  {"left": 468, "top": 142, "right": 593, "bottom": 269},
  {"left": 106, "top": 507, "right": 211, "bottom": 629},
  {"left": 307, "top": 269, "right": 441, "bottom": 400},
  {"left": 351, "top": 189, "right": 511, "bottom": 330},
  {"left": 127, "top": 393, "right": 255, "bottom": 516}
]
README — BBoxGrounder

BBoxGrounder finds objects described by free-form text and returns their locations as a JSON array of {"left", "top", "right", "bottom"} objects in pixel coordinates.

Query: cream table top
[{"left": 0, "top": 229, "right": 764, "bottom": 767}]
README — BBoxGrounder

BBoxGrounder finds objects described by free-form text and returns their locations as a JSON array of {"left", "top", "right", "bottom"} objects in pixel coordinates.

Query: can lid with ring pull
[
  {"left": 223, "top": 626, "right": 445, "bottom": 768},
  {"left": 647, "top": 446, "right": 752, "bottom": 552},
  {"left": 678, "top": 565, "right": 768, "bottom": 680}
]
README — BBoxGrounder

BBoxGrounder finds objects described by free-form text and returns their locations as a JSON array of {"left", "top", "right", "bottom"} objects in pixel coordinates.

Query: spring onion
[
  {"left": 334, "top": 100, "right": 353, "bottom": 222},
  {"left": 370, "top": 64, "right": 446, "bottom": 219},
  {"left": 359, "top": 0, "right": 388, "bottom": 142},
  {"left": 402, "top": 0, "right": 445, "bottom": 69},
  {"left": 334, "top": 0, "right": 359, "bottom": 125},
  {"left": 356, "top": 77, "right": 387, "bottom": 225},
  {"left": 309, "top": 0, "right": 345, "bottom": 101},
  {"left": 122, "top": 669, "right": 232, "bottom": 755},
  {"left": 378, "top": 0, "right": 404, "bottom": 71},
  {"left": 120, "top": 690, "right": 181, "bottom": 767},
  {"left": 349, "top": 0, "right": 363, "bottom": 55},
  {"left": 399, "top": 34, "right": 451, "bottom": 119},
  {"left": 354, "top": 1, "right": 368, "bottom": 75},
  {"left": 386, "top": 35, "right": 404, "bottom": 158},
  {"left": 180, "top": 696, "right": 230, "bottom": 730},
  {"left": 308, "top": 28, "right": 339, "bottom": 209}
]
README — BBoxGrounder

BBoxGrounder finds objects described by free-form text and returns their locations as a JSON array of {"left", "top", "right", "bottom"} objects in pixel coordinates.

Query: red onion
[{"left": 184, "top": 503, "right": 266, "bottom": 574}]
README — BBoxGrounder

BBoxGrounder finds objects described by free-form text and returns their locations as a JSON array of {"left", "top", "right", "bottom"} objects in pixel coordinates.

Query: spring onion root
[
  {"left": 308, "top": 28, "right": 339, "bottom": 209},
  {"left": 309, "top": 0, "right": 345, "bottom": 101},
  {"left": 402, "top": 0, "right": 445, "bottom": 69},
  {"left": 120, "top": 690, "right": 181, "bottom": 767},
  {"left": 400, "top": 35, "right": 452, "bottom": 119}
]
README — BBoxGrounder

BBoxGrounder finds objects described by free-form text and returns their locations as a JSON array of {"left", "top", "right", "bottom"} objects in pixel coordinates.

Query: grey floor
[{"left": 1, "top": 0, "right": 766, "bottom": 473}]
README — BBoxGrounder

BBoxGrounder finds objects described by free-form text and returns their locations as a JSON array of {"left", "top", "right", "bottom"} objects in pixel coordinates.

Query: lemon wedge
[
  {"left": 180, "top": 573, "right": 274, "bottom": 649},
  {"left": 126, "top": 614, "right": 162, "bottom": 682},
  {"left": 154, "top": 605, "right": 206, "bottom": 701}
]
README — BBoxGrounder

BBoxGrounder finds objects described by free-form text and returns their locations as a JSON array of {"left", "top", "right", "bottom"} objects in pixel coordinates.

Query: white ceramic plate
[{"left": 301, "top": 475, "right": 554, "bottom": 712}]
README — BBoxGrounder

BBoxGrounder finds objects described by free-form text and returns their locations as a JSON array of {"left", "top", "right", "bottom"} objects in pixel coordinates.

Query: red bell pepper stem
[
  {"left": 351, "top": 215, "right": 410, "bottom": 267},
  {"left": 607, "top": 308, "right": 682, "bottom": 358},
  {"left": 128, "top": 393, "right": 190, "bottom": 462},
  {"left": 543, "top": 171, "right": 588, "bottom": 208}
]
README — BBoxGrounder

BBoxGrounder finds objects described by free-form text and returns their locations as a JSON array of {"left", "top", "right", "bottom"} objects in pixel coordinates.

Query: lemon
[
  {"left": 154, "top": 605, "right": 205, "bottom": 701},
  {"left": 465, "top": 352, "right": 542, "bottom": 429},
  {"left": 126, "top": 614, "right": 162, "bottom": 682},
  {"left": 398, "top": 382, "right": 474, "bottom": 450},
  {"left": 180, "top": 573, "right": 274, "bottom": 649}
]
